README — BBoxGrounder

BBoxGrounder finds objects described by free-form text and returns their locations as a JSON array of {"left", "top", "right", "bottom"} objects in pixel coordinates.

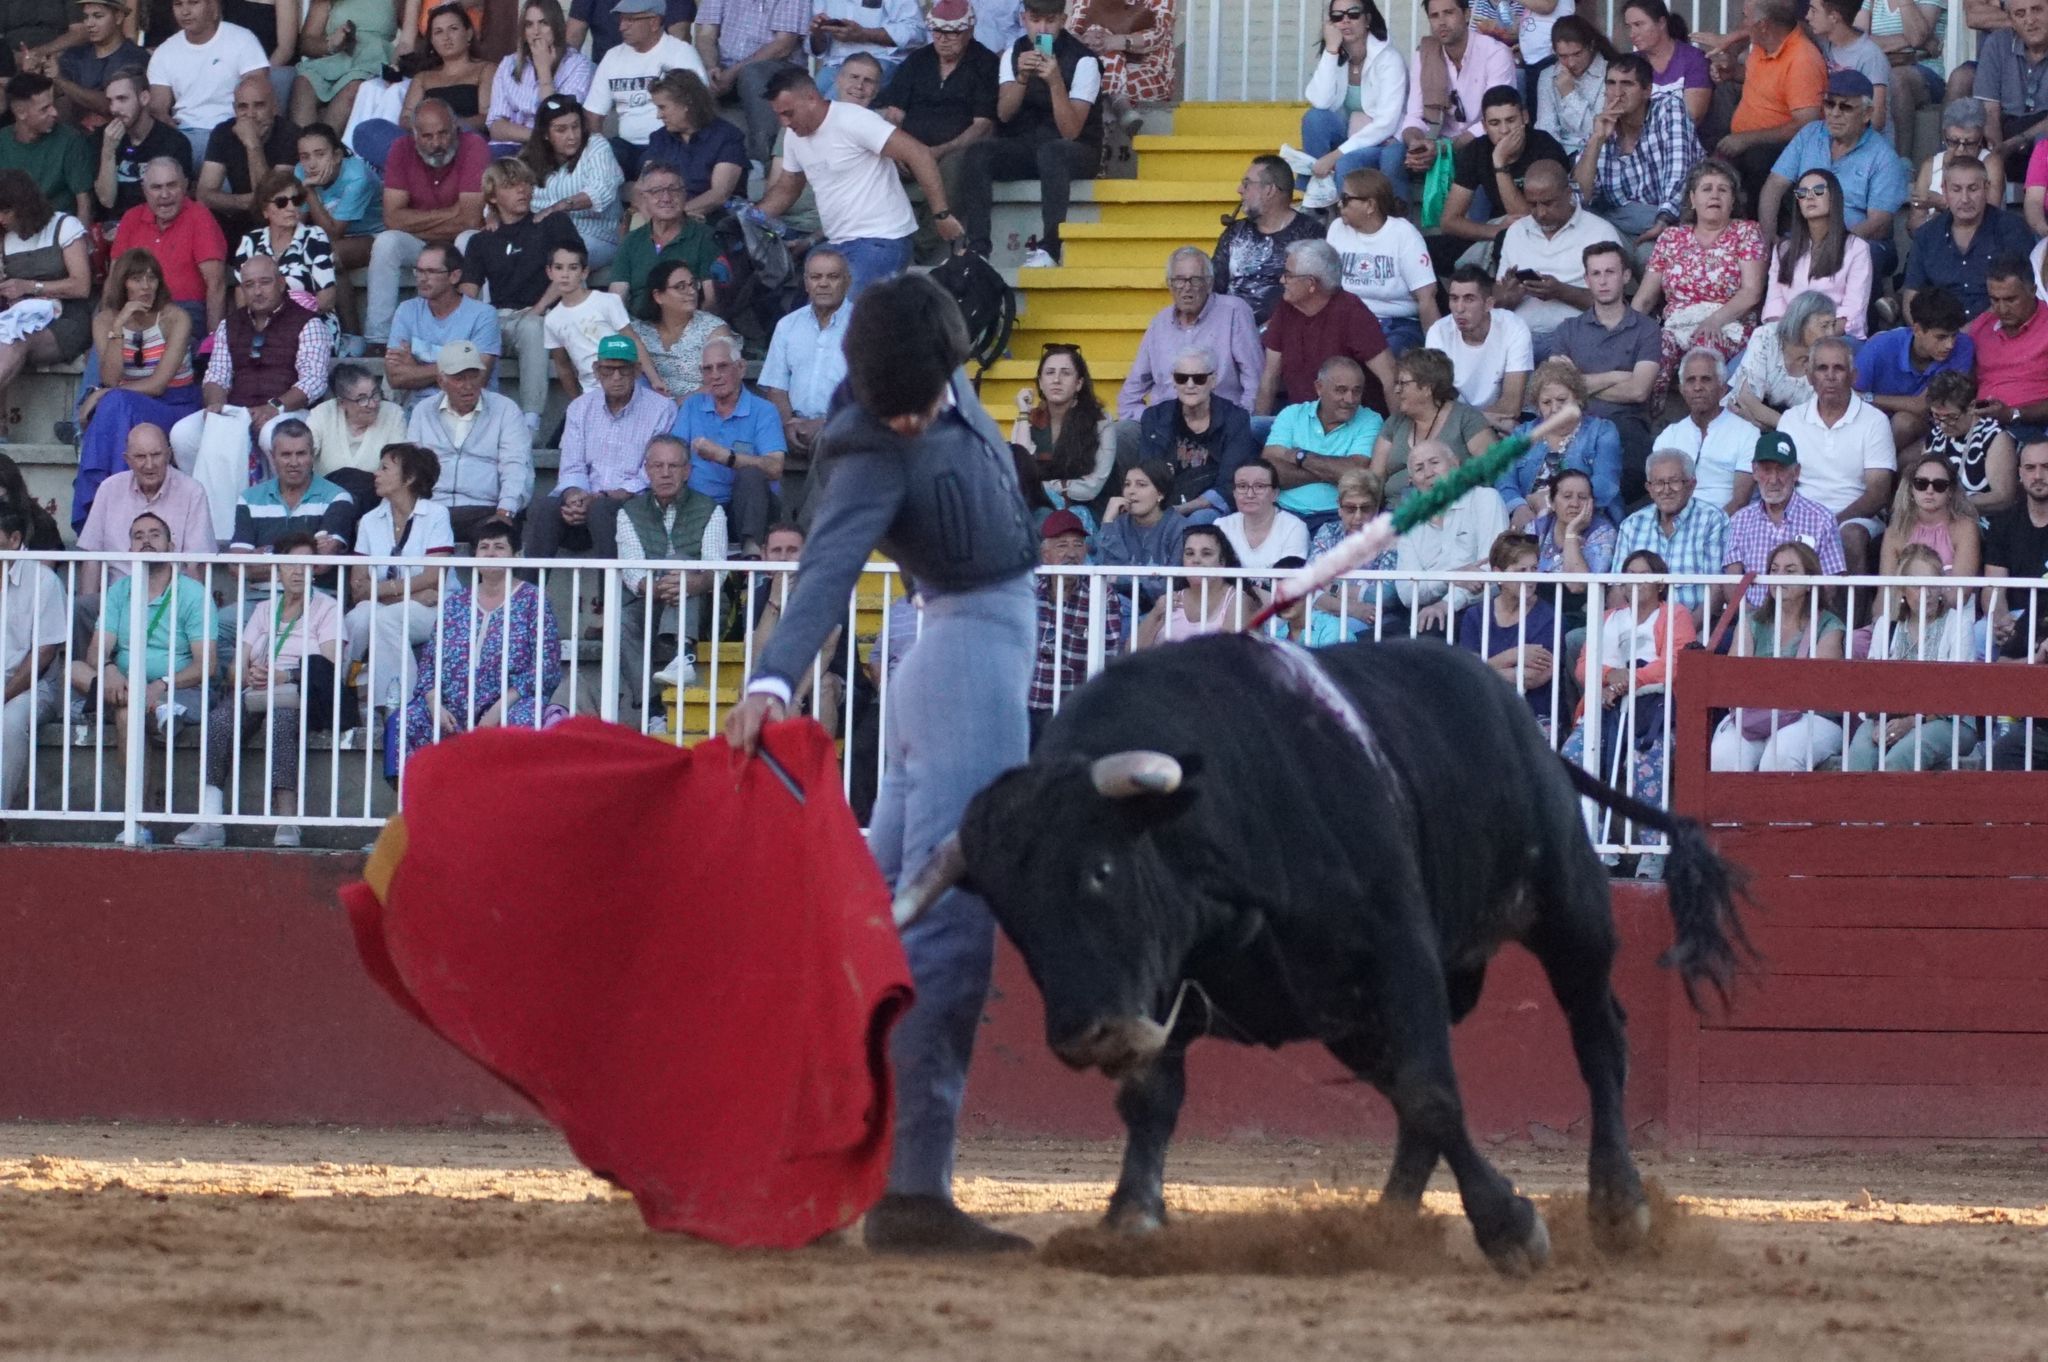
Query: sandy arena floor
[{"left": 1, "top": 1124, "right": 2044, "bottom": 1361}]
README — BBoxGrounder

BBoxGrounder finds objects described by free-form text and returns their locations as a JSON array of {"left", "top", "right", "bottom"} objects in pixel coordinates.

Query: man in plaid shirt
[
  {"left": 1571, "top": 54, "right": 1701, "bottom": 249},
  {"left": 695, "top": 0, "right": 810, "bottom": 163},
  {"left": 1613, "top": 449, "right": 1729, "bottom": 623},
  {"left": 1722, "top": 430, "right": 1845, "bottom": 608},
  {"left": 1028, "top": 510, "right": 1123, "bottom": 746}
]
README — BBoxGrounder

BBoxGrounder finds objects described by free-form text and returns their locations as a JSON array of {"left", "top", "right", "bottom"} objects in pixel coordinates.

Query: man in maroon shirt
[
  {"left": 1254, "top": 238, "right": 1396, "bottom": 423},
  {"left": 365, "top": 98, "right": 488, "bottom": 351}
]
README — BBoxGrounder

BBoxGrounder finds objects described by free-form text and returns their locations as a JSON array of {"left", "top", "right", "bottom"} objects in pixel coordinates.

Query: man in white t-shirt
[
  {"left": 1488, "top": 160, "right": 1623, "bottom": 340},
  {"left": 1773, "top": 335, "right": 1894, "bottom": 571},
  {"left": 583, "top": 0, "right": 708, "bottom": 179},
  {"left": 1653, "top": 347, "right": 1760, "bottom": 514},
  {"left": 1325, "top": 167, "right": 1439, "bottom": 354},
  {"left": 753, "top": 67, "right": 963, "bottom": 297},
  {"left": 1424, "top": 266, "right": 1534, "bottom": 433},
  {"left": 146, "top": 0, "right": 269, "bottom": 166}
]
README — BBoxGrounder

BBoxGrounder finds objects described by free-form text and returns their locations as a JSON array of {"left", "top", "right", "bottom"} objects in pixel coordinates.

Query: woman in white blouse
[
  {"left": 1534, "top": 16, "right": 1615, "bottom": 160},
  {"left": 521, "top": 93, "right": 626, "bottom": 272},
  {"left": 1290, "top": 0, "right": 1406, "bottom": 207}
]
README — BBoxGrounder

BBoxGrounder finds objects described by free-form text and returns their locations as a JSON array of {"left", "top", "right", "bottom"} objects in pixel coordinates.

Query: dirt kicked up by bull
[{"left": 895, "top": 632, "right": 1752, "bottom": 1276}]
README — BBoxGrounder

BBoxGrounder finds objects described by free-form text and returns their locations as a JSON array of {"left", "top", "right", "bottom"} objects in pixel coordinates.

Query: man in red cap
[{"left": 1028, "top": 507, "right": 1121, "bottom": 747}]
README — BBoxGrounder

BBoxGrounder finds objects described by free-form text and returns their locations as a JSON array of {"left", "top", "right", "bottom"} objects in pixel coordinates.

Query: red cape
[{"left": 342, "top": 717, "right": 913, "bottom": 1249}]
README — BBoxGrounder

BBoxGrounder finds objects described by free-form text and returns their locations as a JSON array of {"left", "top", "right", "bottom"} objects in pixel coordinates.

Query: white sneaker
[
  {"left": 651, "top": 654, "right": 697, "bottom": 687},
  {"left": 1020, "top": 247, "right": 1057, "bottom": 269},
  {"left": 646, "top": 714, "right": 670, "bottom": 737},
  {"left": 1302, "top": 175, "right": 1339, "bottom": 210},
  {"left": 273, "top": 824, "right": 302, "bottom": 848},
  {"left": 174, "top": 823, "right": 226, "bottom": 848},
  {"left": 1276, "top": 143, "right": 1317, "bottom": 176},
  {"left": 115, "top": 826, "right": 154, "bottom": 848}
]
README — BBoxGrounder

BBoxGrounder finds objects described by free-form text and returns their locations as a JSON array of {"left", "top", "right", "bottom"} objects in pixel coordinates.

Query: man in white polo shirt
[
  {"left": 753, "top": 65, "right": 963, "bottom": 298},
  {"left": 1773, "top": 334, "right": 1894, "bottom": 572},
  {"left": 1488, "top": 159, "right": 1623, "bottom": 345}
]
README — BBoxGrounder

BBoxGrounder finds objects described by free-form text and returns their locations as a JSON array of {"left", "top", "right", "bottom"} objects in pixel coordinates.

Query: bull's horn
[
  {"left": 892, "top": 833, "right": 966, "bottom": 929},
  {"left": 1090, "top": 751, "right": 1184, "bottom": 799}
]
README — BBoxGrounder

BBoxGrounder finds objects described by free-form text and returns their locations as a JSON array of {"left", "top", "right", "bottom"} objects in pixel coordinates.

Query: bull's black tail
[{"left": 1556, "top": 755, "right": 1754, "bottom": 1012}]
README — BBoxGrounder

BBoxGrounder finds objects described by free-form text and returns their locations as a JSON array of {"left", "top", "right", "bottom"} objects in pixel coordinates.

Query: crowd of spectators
[{"left": 9, "top": 0, "right": 2048, "bottom": 846}]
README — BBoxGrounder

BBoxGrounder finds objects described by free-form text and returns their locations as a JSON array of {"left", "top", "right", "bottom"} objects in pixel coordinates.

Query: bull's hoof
[
  {"left": 1589, "top": 1196, "right": 1653, "bottom": 1255},
  {"left": 1102, "top": 1200, "right": 1166, "bottom": 1235},
  {"left": 1481, "top": 1200, "right": 1551, "bottom": 1277},
  {"left": 864, "top": 1194, "right": 1034, "bottom": 1256}
]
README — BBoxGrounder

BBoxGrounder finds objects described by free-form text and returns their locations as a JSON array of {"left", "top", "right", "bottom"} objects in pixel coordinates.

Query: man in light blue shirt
[
  {"left": 384, "top": 244, "right": 504, "bottom": 409},
  {"left": 1261, "top": 355, "right": 1384, "bottom": 531},
  {"left": 1756, "top": 69, "right": 1909, "bottom": 277},
  {"left": 668, "top": 332, "right": 788, "bottom": 554},
  {"left": 759, "top": 245, "right": 851, "bottom": 517}
]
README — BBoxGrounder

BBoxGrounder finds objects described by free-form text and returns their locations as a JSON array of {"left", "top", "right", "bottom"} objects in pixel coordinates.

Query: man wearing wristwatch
[
  {"left": 1435, "top": 83, "right": 1566, "bottom": 251},
  {"left": 668, "top": 331, "right": 787, "bottom": 556},
  {"left": 752, "top": 64, "right": 961, "bottom": 301},
  {"left": 167, "top": 254, "right": 331, "bottom": 545},
  {"left": 1260, "top": 354, "right": 1384, "bottom": 537}
]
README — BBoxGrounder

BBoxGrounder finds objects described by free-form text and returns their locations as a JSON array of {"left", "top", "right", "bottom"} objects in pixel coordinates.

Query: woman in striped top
[
  {"left": 488, "top": 0, "right": 597, "bottom": 152},
  {"left": 523, "top": 94, "right": 626, "bottom": 272},
  {"left": 73, "top": 250, "right": 202, "bottom": 527}
]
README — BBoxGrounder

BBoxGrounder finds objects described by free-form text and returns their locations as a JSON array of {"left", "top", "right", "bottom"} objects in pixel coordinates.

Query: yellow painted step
[
  {"left": 1060, "top": 223, "right": 1221, "bottom": 268},
  {"left": 984, "top": 357, "right": 1132, "bottom": 386},
  {"left": 1171, "top": 102, "right": 1306, "bottom": 141},
  {"left": 1004, "top": 328, "right": 1147, "bottom": 363},
  {"left": 1132, "top": 135, "right": 1286, "bottom": 182}
]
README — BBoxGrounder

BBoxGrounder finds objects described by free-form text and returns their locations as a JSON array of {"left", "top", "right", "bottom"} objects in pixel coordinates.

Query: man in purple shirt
[
  {"left": 527, "top": 333, "right": 679, "bottom": 560},
  {"left": 1722, "top": 429, "right": 1846, "bottom": 610},
  {"left": 1117, "top": 246, "right": 1265, "bottom": 418}
]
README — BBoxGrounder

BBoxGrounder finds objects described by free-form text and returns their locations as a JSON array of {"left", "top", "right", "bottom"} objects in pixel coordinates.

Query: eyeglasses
[
  {"left": 343, "top": 389, "right": 381, "bottom": 406},
  {"left": 1338, "top": 193, "right": 1370, "bottom": 206},
  {"left": 272, "top": 194, "right": 305, "bottom": 208},
  {"left": 1167, "top": 274, "right": 1208, "bottom": 287},
  {"left": 1233, "top": 481, "right": 1271, "bottom": 493},
  {"left": 1645, "top": 476, "right": 1691, "bottom": 491},
  {"left": 1945, "top": 135, "right": 1985, "bottom": 150},
  {"left": 1912, "top": 476, "right": 1954, "bottom": 492},
  {"left": 1328, "top": 5, "right": 1366, "bottom": 18},
  {"left": 413, "top": 264, "right": 451, "bottom": 276},
  {"left": 1792, "top": 183, "right": 1831, "bottom": 199},
  {"left": 1171, "top": 371, "right": 1213, "bottom": 385}
]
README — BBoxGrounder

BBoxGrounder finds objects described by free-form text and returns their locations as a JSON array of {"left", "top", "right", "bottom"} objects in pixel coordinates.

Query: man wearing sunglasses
[
  {"left": 196, "top": 69, "right": 299, "bottom": 242},
  {"left": 1754, "top": 69, "right": 1907, "bottom": 279},
  {"left": 1773, "top": 333, "right": 1895, "bottom": 571}
]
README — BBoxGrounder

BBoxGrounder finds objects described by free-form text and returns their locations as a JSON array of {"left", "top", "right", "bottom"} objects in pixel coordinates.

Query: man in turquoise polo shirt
[
  {"left": 69, "top": 510, "right": 219, "bottom": 845},
  {"left": 1261, "top": 355, "right": 1384, "bottom": 534},
  {"left": 668, "top": 332, "right": 786, "bottom": 556},
  {"left": 1754, "top": 69, "right": 1909, "bottom": 279}
]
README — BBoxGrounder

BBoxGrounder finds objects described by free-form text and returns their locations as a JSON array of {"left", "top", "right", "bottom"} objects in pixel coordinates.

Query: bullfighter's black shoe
[{"left": 863, "top": 1194, "right": 1033, "bottom": 1255}]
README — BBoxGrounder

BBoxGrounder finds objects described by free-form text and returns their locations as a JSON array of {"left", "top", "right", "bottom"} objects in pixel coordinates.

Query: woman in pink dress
[{"left": 1633, "top": 158, "right": 1767, "bottom": 380}]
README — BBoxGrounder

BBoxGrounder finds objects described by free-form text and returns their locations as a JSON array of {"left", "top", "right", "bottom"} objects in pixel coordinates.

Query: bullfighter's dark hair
[{"left": 845, "top": 275, "right": 969, "bottom": 421}]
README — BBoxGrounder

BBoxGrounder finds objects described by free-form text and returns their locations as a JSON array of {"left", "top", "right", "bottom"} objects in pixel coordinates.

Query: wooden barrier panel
[{"left": 1671, "top": 652, "right": 2048, "bottom": 1143}]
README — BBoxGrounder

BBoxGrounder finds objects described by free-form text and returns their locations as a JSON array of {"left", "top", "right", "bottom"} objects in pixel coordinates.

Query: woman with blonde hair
[
  {"left": 1501, "top": 357, "right": 1622, "bottom": 527},
  {"left": 1879, "top": 452, "right": 1982, "bottom": 577},
  {"left": 1846, "top": 543, "right": 1980, "bottom": 770},
  {"left": 1711, "top": 539, "right": 1848, "bottom": 771}
]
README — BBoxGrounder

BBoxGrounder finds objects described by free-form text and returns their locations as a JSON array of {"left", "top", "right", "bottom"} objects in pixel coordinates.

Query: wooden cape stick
[{"left": 1243, "top": 404, "right": 1585, "bottom": 633}]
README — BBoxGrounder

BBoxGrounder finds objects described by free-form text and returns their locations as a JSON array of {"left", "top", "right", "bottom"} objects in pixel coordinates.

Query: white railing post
[
  {"left": 1578, "top": 577, "right": 1607, "bottom": 845},
  {"left": 597, "top": 566, "right": 622, "bottom": 724},
  {"left": 120, "top": 559, "right": 145, "bottom": 844}
]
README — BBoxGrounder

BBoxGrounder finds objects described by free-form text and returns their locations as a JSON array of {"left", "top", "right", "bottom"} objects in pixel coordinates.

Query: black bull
[{"left": 896, "top": 634, "right": 1749, "bottom": 1273}]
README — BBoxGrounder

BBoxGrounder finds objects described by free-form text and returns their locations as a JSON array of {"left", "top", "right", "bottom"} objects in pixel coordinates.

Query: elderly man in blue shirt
[
  {"left": 669, "top": 332, "right": 787, "bottom": 557},
  {"left": 1754, "top": 69, "right": 1910, "bottom": 279},
  {"left": 760, "top": 245, "right": 852, "bottom": 520}
]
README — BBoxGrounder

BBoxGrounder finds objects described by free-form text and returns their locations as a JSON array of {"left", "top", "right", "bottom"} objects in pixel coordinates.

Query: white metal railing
[{"left": 2, "top": 551, "right": 2043, "bottom": 854}]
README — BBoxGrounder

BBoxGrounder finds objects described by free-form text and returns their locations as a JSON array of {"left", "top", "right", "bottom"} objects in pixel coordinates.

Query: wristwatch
[
  {"left": 932, "top": 209, "right": 955, "bottom": 221},
  {"left": 1294, "top": 448, "right": 1311, "bottom": 468}
]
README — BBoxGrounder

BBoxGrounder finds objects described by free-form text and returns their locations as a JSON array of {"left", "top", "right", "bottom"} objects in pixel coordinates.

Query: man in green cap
[
  {"left": 1721, "top": 428, "right": 1847, "bottom": 610},
  {"left": 526, "top": 332, "right": 679, "bottom": 561}
]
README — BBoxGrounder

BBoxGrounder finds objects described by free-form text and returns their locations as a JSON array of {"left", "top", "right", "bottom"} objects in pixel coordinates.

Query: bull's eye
[{"left": 1084, "top": 858, "right": 1115, "bottom": 895}]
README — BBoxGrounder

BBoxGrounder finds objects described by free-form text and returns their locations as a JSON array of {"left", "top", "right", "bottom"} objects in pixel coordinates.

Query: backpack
[
  {"left": 713, "top": 201, "right": 808, "bottom": 353},
  {"left": 928, "top": 248, "right": 1016, "bottom": 378}
]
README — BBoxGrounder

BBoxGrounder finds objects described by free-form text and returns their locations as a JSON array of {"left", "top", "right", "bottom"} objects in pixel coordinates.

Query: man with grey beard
[{"left": 365, "top": 99, "right": 489, "bottom": 353}]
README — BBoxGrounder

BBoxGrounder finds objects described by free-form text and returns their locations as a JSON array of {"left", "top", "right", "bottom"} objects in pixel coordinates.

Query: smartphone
[
  {"left": 1034, "top": 33, "right": 1055, "bottom": 56},
  {"left": 1515, "top": 269, "right": 1541, "bottom": 282}
]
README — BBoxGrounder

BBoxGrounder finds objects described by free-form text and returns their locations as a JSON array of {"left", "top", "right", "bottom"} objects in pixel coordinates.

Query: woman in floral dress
[
  {"left": 402, "top": 519, "right": 562, "bottom": 751},
  {"left": 1633, "top": 158, "right": 1767, "bottom": 380}
]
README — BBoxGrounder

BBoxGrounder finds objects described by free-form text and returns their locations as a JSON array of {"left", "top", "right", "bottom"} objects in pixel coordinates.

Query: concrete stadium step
[
  {"left": 1170, "top": 102, "right": 1304, "bottom": 142},
  {"left": 1013, "top": 267, "right": 1168, "bottom": 330},
  {"left": 1058, "top": 222, "right": 1220, "bottom": 270},
  {"left": 1131, "top": 134, "right": 1294, "bottom": 181},
  {"left": 1076, "top": 179, "right": 1240, "bottom": 231}
]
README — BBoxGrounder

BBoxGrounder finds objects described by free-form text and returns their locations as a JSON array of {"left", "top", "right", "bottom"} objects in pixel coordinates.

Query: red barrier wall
[{"left": 0, "top": 846, "right": 1686, "bottom": 1141}]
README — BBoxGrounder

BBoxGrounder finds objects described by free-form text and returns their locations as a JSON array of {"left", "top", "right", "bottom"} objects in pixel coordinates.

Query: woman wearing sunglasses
[
  {"left": 231, "top": 168, "right": 338, "bottom": 324},
  {"left": 1762, "top": 168, "right": 1872, "bottom": 339},
  {"left": 1879, "top": 453, "right": 1982, "bottom": 577},
  {"left": 1291, "top": 0, "right": 1405, "bottom": 199}
]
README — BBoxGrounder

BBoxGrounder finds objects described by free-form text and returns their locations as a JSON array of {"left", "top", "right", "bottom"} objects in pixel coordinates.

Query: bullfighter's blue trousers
[{"left": 866, "top": 573, "right": 1036, "bottom": 1200}]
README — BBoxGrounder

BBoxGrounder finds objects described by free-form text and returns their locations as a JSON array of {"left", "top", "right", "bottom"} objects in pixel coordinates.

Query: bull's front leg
[{"left": 1104, "top": 1048, "right": 1187, "bottom": 1233}]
